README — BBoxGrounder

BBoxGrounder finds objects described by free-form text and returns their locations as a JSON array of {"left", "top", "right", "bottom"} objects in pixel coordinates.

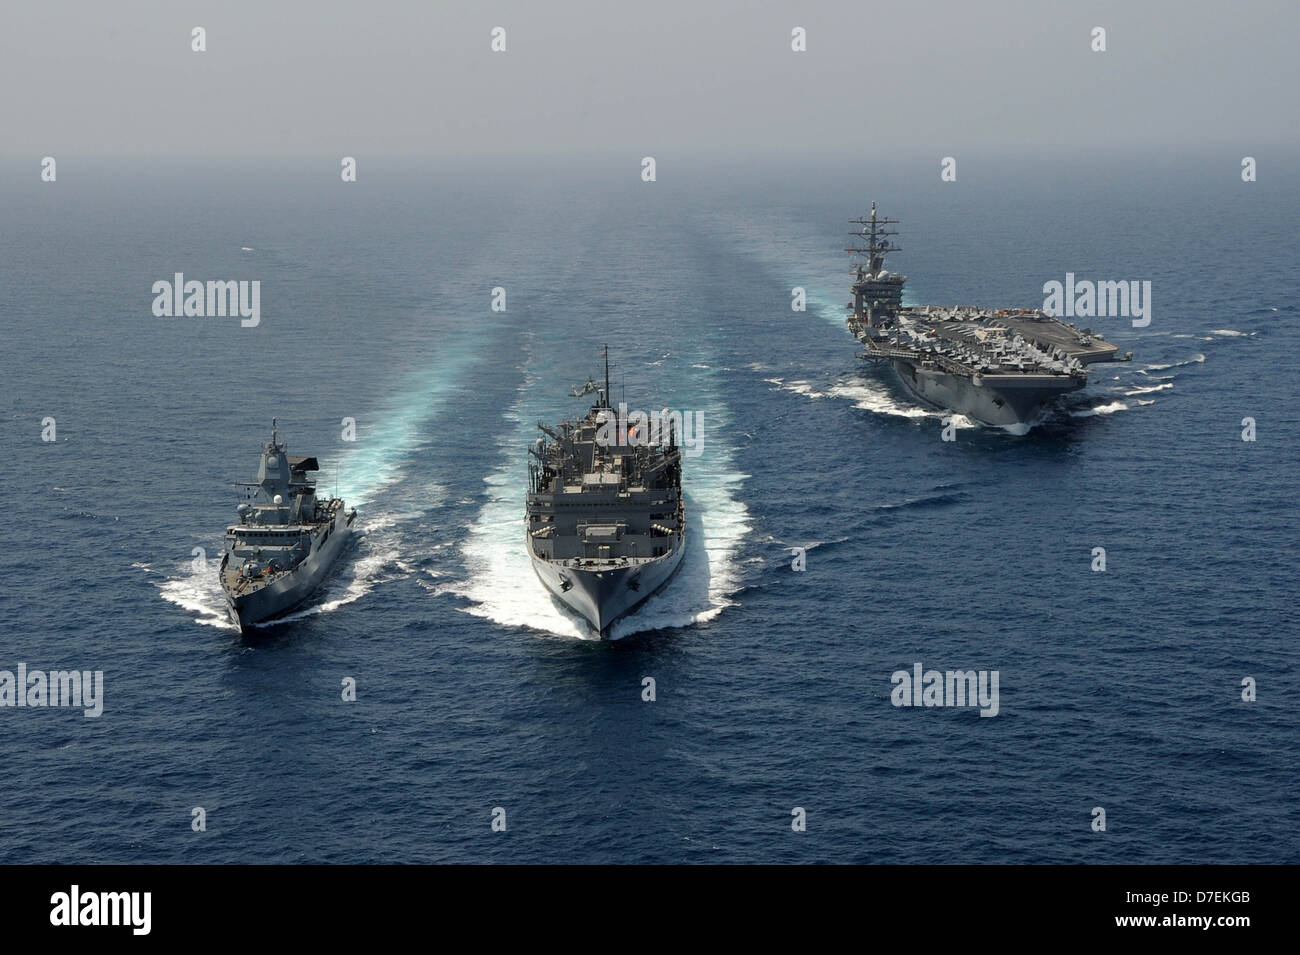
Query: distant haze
[{"left": 2, "top": 0, "right": 1296, "bottom": 158}]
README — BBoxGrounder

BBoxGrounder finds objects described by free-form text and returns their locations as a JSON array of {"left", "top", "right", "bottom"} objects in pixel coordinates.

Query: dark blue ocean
[{"left": 2, "top": 155, "right": 1296, "bottom": 863}]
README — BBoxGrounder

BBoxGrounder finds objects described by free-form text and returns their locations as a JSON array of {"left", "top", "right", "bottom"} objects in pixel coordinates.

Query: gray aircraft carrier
[
  {"left": 525, "top": 350, "right": 686, "bottom": 638},
  {"left": 219, "top": 421, "right": 356, "bottom": 632},
  {"left": 845, "top": 204, "right": 1129, "bottom": 428}
]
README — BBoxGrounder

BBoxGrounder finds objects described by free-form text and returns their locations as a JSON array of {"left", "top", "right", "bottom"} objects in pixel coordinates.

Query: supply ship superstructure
[
  {"left": 846, "top": 204, "right": 1127, "bottom": 427},
  {"left": 525, "top": 351, "right": 686, "bottom": 638}
]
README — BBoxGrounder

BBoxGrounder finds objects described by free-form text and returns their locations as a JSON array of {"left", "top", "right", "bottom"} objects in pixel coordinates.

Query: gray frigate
[
  {"left": 525, "top": 350, "right": 686, "bottom": 638},
  {"left": 219, "top": 421, "right": 356, "bottom": 632},
  {"left": 845, "top": 204, "right": 1129, "bottom": 428}
]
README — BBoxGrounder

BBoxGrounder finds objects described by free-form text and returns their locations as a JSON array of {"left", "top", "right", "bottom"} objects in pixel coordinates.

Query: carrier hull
[{"left": 890, "top": 358, "right": 1085, "bottom": 428}]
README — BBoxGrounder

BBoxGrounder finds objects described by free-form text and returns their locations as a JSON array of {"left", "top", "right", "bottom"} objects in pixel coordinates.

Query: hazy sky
[{"left": 3, "top": 0, "right": 1296, "bottom": 158}]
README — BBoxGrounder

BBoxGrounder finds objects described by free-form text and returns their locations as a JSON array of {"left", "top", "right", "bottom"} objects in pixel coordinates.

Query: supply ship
[
  {"left": 525, "top": 351, "right": 686, "bottom": 638},
  {"left": 846, "top": 204, "right": 1127, "bottom": 427},
  {"left": 219, "top": 421, "right": 356, "bottom": 632}
]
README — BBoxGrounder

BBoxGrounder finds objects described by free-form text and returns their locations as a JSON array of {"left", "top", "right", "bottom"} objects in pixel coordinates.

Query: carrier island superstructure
[
  {"left": 845, "top": 204, "right": 1127, "bottom": 427},
  {"left": 525, "top": 351, "right": 686, "bottom": 638}
]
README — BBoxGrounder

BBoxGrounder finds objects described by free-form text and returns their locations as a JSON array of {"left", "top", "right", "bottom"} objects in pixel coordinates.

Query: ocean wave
[
  {"left": 155, "top": 560, "right": 236, "bottom": 630},
  {"left": 262, "top": 530, "right": 403, "bottom": 625},
  {"left": 773, "top": 535, "right": 852, "bottom": 552},
  {"left": 1069, "top": 400, "right": 1129, "bottom": 418},
  {"left": 1124, "top": 382, "right": 1174, "bottom": 396},
  {"left": 996, "top": 416, "right": 1040, "bottom": 436},
  {"left": 769, "top": 372, "right": 1036, "bottom": 431},
  {"left": 874, "top": 492, "right": 965, "bottom": 512},
  {"left": 328, "top": 345, "right": 474, "bottom": 508},
  {"left": 55, "top": 510, "right": 120, "bottom": 523},
  {"left": 826, "top": 380, "right": 944, "bottom": 421},
  {"left": 1143, "top": 354, "right": 1206, "bottom": 372},
  {"left": 764, "top": 377, "right": 828, "bottom": 400}
]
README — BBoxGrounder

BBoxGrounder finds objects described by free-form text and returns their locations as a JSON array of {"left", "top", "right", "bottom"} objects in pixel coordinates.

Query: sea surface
[{"left": 1, "top": 155, "right": 1296, "bottom": 863}]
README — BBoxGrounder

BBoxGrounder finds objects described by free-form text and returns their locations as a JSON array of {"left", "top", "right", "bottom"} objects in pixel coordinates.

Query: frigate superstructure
[
  {"left": 526, "top": 349, "right": 686, "bottom": 638},
  {"left": 219, "top": 421, "right": 356, "bottom": 632},
  {"left": 845, "top": 204, "right": 1128, "bottom": 427}
]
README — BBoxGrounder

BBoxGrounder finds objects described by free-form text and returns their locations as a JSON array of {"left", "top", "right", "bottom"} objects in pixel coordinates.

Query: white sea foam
[
  {"left": 262, "top": 539, "right": 396, "bottom": 625},
  {"left": 155, "top": 561, "right": 236, "bottom": 630},
  {"left": 1069, "top": 400, "right": 1129, "bottom": 418},
  {"left": 769, "top": 372, "right": 996, "bottom": 429},
  {"left": 1143, "top": 354, "right": 1206, "bottom": 372},
  {"left": 1210, "top": 329, "right": 1251, "bottom": 337},
  {"left": 435, "top": 406, "right": 592, "bottom": 637},
  {"left": 810, "top": 290, "right": 853, "bottom": 328},
  {"left": 333, "top": 379, "right": 462, "bottom": 508},
  {"left": 765, "top": 377, "right": 828, "bottom": 400},
  {"left": 1124, "top": 382, "right": 1174, "bottom": 396},
  {"left": 826, "top": 380, "right": 940, "bottom": 420}
]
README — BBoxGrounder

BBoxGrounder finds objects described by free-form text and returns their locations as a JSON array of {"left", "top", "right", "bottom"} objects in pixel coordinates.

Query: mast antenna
[
  {"left": 603, "top": 344, "right": 610, "bottom": 409},
  {"left": 846, "top": 201, "right": 901, "bottom": 273}
]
